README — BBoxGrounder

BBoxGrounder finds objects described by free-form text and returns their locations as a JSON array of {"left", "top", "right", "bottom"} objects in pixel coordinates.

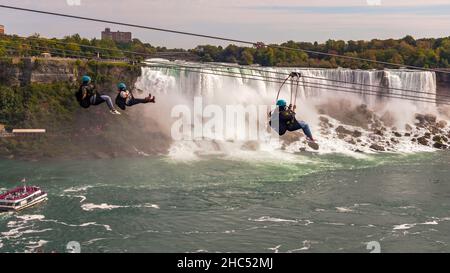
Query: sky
[{"left": 0, "top": 0, "right": 449, "bottom": 49}]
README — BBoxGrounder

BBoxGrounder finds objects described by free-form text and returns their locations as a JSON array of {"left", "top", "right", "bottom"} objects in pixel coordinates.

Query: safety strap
[{"left": 275, "top": 72, "right": 302, "bottom": 107}]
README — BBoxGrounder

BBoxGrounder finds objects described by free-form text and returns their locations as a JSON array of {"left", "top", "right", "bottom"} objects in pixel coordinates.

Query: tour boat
[{"left": 0, "top": 183, "right": 47, "bottom": 211}]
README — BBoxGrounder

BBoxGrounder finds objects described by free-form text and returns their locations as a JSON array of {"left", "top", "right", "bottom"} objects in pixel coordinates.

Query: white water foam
[
  {"left": 135, "top": 61, "right": 444, "bottom": 161},
  {"left": 24, "top": 240, "right": 49, "bottom": 253},
  {"left": 250, "top": 216, "right": 298, "bottom": 223},
  {"left": 393, "top": 220, "right": 440, "bottom": 230},
  {"left": 81, "top": 203, "right": 160, "bottom": 211},
  {"left": 63, "top": 185, "right": 94, "bottom": 193}
]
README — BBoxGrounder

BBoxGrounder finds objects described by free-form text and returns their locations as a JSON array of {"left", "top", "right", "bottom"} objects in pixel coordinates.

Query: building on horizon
[
  {"left": 0, "top": 25, "right": 5, "bottom": 35},
  {"left": 101, "top": 28, "right": 132, "bottom": 43}
]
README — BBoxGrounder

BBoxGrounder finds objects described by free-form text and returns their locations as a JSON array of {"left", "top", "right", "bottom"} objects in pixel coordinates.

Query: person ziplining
[
  {"left": 269, "top": 72, "right": 315, "bottom": 142},
  {"left": 75, "top": 75, "right": 121, "bottom": 115},
  {"left": 115, "top": 83, "right": 156, "bottom": 111}
]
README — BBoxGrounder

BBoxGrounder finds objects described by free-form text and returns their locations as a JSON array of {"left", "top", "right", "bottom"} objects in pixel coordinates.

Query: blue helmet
[
  {"left": 276, "top": 99, "right": 287, "bottom": 107},
  {"left": 82, "top": 75, "right": 91, "bottom": 84},
  {"left": 118, "top": 83, "right": 127, "bottom": 91}
]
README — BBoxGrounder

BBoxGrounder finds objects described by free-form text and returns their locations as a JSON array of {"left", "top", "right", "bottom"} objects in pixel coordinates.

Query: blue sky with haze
[{"left": 0, "top": 0, "right": 449, "bottom": 48}]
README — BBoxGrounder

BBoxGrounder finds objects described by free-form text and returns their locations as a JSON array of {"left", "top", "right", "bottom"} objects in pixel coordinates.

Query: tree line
[{"left": 1, "top": 34, "right": 450, "bottom": 69}]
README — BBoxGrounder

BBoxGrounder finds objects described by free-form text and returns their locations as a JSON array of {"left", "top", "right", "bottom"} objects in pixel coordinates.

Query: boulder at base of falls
[
  {"left": 433, "top": 142, "right": 447, "bottom": 149},
  {"left": 393, "top": 132, "right": 402, "bottom": 137},
  {"left": 416, "top": 114, "right": 437, "bottom": 125},
  {"left": 319, "top": 116, "right": 333, "bottom": 128},
  {"left": 437, "top": 120, "right": 447, "bottom": 129},
  {"left": 319, "top": 116, "right": 329, "bottom": 123},
  {"left": 335, "top": 125, "right": 353, "bottom": 135},
  {"left": 370, "top": 144, "right": 385, "bottom": 152},
  {"left": 429, "top": 126, "right": 442, "bottom": 135},
  {"left": 415, "top": 114, "right": 426, "bottom": 124},
  {"left": 352, "top": 130, "right": 362, "bottom": 138},
  {"left": 425, "top": 114, "right": 437, "bottom": 124},
  {"left": 404, "top": 133, "right": 411, "bottom": 137},
  {"left": 417, "top": 136, "right": 429, "bottom": 146},
  {"left": 280, "top": 131, "right": 302, "bottom": 145},
  {"left": 432, "top": 135, "right": 443, "bottom": 143},
  {"left": 308, "top": 142, "right": 320, "bottom": 150},
  {"left": 405, "top": 124, "right": 413, "bottom": 131},
  {"left": 374, "top": 129, "right": 384, "bottom": 136}
]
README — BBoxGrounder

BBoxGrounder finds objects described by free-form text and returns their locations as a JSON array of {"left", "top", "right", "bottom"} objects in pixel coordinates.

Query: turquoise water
[{"left": 1, "top": 152, "right": 450, "bottom": 253}]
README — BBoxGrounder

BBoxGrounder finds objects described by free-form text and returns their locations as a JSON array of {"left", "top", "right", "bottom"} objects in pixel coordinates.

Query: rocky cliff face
[
  {"left": 0, "top": 57, "right": 141, "bottom": 89},
  {"left": 437, "top": 70, "right": 450, "bottom": 95}
]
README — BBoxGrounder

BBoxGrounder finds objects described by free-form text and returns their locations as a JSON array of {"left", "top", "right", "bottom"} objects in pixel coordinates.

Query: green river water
[{"left": 1, "top": 152, "right": 450, "bottom": 253}]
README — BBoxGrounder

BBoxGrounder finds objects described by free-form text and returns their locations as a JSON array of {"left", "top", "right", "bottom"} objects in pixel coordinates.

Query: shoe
[
  {"left": 145, "top": 94, "right": 156, "bottom": 103},
  {"left": 110, "top": 109, "right": 121, "bottom": 115}
]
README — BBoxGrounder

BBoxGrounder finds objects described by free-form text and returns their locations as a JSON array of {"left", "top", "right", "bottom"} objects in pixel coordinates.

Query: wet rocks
[
  {"left": 335, "top": 125, "right": 353, "bottom": 135},
  {"left": 433, "top": 142, "right": 447, "bottom": 149},
  {"left": 308, "top": 141, "right": 320, "bottom": 150},
  {"left": 429, "top": 126, "right": 442, "bottom": 135},
  {"left": 417, "top": 136, "right": 429, "bottom": 146},
  {"left": 352, "top": 130, "right": 362, "bottom": 138},
  {"left": 374, "top": 129, "right": 384, "bottom": 136},
  {"left": 319, "top": 116, "right": 334, "bottom": 130},
  {"left": 370, "top": 144, "right": 385, "bottom": 151},
  {"left": 415, "top": 114, "right": 437, "bottom": 125},
  {"left": 393, "top": 132, "right": 402, "bottom": 138},
  {"left": 425, "top": 114, "right": 437, "bottom": 123},
  {"left": 390, "top": 138, "right": 399, "bottom": 144},
  {"left": 280, "top": 131, "right": 302, "bottom": 145},
  {"left": 369, "top": 134, "right": 383, "bottom": 142},
  {"left": 318, "top": 101, "right": 374, "bottom": 129},
  {"left": 319, "top": 116, "right": 329, "bottom": 123},
  {"left": 432, "top": 135, "right": 448, "bottom": 150},
  {"left": 432, "top": 135, "right": 443, "bottom": 142},
  {"left": 437, "top": 120, "right": 448, "bottom": 129}
]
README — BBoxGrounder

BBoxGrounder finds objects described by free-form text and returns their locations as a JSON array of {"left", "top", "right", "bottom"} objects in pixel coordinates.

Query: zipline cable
[
  {"left": 2, "top": 44, "right": 446, "bottom": 105},
  {"left": 1, "top": 4, "right": 449, "bottom": 74},
  {"left": 2, "top": 41, "right": 447, "bottom": 104},
  {"left": 145, "top": 64, "right": 449, "bottom": 105},
  {"left": 145, "top": 61, "right": 449, "bottom": 103},
  {"left": 1, "top": 35, "right": 443, "bottom": 98}
]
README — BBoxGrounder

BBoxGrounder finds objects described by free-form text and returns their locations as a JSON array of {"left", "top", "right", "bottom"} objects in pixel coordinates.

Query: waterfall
[{"left": 135, "top": 60, "right": 441, "bottom": 158}]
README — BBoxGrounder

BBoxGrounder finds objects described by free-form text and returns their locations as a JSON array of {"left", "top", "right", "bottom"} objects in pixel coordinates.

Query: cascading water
[{"left": 135, "top": 60, "right": 445, "bottom": 159}]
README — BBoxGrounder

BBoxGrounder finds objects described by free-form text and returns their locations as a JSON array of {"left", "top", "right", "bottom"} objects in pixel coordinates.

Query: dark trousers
[
  {"left": 126, "top": 98, "right": 148, "bottom": 107},
  {"left": 287, "top": 120, "right": 313, "bottom": 139},
  {"left": 276, "top": 120, "right": 313, "bottom": 139}
]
